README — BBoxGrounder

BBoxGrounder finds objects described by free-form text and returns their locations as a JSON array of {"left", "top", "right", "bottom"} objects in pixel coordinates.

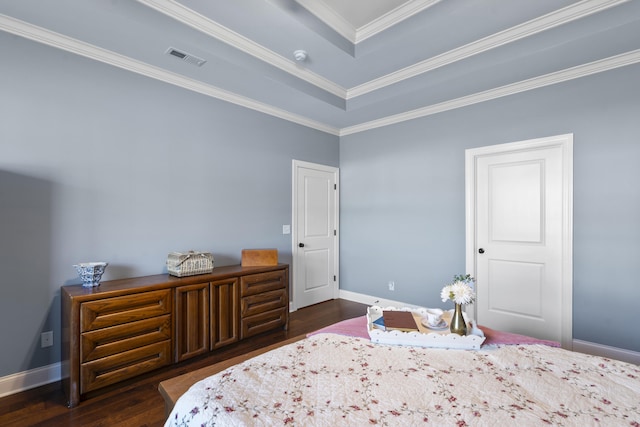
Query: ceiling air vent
[{"left": 165, "top": 47, "right": 207, "bottom": 67}]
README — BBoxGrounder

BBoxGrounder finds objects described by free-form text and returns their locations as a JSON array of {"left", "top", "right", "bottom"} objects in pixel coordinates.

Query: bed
[{"left": 161, "top": 315, "right": 640, "bottom": 426}]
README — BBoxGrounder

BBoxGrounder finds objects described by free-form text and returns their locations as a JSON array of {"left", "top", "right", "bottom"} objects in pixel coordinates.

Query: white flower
[{"left": 441, "top": 275, "right": 476, "bottom": 305}]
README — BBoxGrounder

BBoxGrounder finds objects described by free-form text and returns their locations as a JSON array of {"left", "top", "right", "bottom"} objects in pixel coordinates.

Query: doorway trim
[
  {"left": 465, "top": 134, "right": 573, "bottom": 349},
  {"left": 291, "top": 160, "right": 340, "bottom": 312}
]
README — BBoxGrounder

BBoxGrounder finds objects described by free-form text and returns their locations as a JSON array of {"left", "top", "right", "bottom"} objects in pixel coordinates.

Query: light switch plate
[{"left": 282, "top": 225, "right": 291, "bottom": 234}]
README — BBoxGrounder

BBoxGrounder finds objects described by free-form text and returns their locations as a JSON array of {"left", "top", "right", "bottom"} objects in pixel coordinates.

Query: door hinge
[
  {"left": 334, "top": 229, "right": 336, "bottom": 236},
  {"left": 333, "top": 275, "right": 336, "bottom": 281},
  {"left": 334, "top": 184, "right": 337, "bottom": 190}
]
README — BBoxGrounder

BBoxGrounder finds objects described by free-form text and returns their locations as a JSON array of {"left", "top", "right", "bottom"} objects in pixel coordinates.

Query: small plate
[{"left": 421, "top": 318, "right": 448, "bottom": 330}]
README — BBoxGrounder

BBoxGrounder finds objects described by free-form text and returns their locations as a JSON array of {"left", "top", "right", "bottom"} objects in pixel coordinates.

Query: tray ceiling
[{"left": 1, "top": 0, "right": 639, "bottom": 135}]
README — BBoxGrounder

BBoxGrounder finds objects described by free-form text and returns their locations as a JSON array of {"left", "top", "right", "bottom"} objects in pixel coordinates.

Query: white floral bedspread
[{"left": 165, "top": 333, "right": 640, "bottom": 426}]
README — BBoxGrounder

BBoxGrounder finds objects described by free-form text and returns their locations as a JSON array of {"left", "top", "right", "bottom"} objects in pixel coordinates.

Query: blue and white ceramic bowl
[{"left": 73, "top": 262, "right": 108, "bottom": 287}]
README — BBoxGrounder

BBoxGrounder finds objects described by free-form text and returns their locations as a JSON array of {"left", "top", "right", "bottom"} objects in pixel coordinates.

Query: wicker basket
[{"left": 167, "top": 251, "right": 214, "bottom": 277}]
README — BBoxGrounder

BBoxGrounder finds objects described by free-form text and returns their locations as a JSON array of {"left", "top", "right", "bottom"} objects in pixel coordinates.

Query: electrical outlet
[
  {"left": 388, "top": 281, "right": 395, "bottom": 291},
  {"left": 41, "top": 331, "right": 53, "bottom": 348}
]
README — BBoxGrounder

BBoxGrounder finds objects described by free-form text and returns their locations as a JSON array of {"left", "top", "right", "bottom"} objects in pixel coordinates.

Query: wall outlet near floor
[
  {"left": 388, "top": 281, "right": 395, "bottom": 291},
  {"left": 41, "top": 331, "right": 53, "bottom": 348}
]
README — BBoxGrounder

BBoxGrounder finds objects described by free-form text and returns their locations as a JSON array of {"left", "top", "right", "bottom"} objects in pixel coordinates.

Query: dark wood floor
[{"left": 0, "top": 299, "right": 368, "bottom": 427}]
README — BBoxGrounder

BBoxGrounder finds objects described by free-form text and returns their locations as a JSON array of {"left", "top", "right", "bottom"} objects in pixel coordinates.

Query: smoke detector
[
  {"left": 165, "top": 47, "right": 207, "bottom": 67},
  {"left": 293, "top": 50, "right": 308, "bottom": 62}
]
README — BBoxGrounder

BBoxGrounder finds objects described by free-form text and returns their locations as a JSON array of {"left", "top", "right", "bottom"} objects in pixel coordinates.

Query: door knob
[
  {"left": 478, "top": 248, "right": 485, "bottom": 254},
  {"left": 299, "top": 243, "right": 305, "bottom": 248}
]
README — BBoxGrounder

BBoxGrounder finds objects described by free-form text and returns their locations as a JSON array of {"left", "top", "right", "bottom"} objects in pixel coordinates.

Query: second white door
[
  {"left": 292, "top": 160, "right": 339, "bottom": 310},
  {"left": 467, "top": 135, "right": 573, "bottom": 347}
]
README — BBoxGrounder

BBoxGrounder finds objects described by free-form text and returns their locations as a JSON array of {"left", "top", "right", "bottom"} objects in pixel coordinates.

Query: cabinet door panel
[
  {"left": 211, "top": 278, "right": 239, "bottom": 349},
  {"left": 175, "top": 283, "right": 209, "bottom": 362}
]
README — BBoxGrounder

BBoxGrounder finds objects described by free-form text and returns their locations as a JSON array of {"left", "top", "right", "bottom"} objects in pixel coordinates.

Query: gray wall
[
  {"left": 340, "top": 63, "right": 640, "bottom": 353},
  {"left": 0, "top": 36, "right": 338, "bottom": 377},
  {"left": 2, "top": 31, "right": 639, "bottom": 381}
]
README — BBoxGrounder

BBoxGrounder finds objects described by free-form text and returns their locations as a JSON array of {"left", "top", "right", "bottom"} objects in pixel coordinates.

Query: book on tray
[{"left": 381, "top": 310, "right": 419, "bottom": 332}]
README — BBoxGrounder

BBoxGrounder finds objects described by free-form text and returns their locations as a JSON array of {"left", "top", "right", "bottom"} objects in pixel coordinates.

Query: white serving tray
[{"left": 367, "top": 306, "right": 486, "bottom": 350}]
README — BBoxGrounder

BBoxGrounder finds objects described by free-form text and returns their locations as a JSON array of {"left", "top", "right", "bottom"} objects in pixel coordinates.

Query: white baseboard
[
  {"left": 338, "top": 289, "right": 420, "bottom": 308},
  {"left": 572, "top": 339, "right": 640, "bottom": 365},
  {"left": 0, "top": 362, "right": 61, "bottom": 399},
  {"left": 339, "top": 290, "right": 640, "bottom": 365}
]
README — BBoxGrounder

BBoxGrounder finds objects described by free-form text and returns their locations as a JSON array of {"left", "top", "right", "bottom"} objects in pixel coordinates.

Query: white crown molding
[
  {"left": 355, "top": 0, "right": 442, "bottom": 44},
  {"left": 137, "top": 0, "right": 347, "bottom": 99},
  {"left": 142, "top": 0, "right": 628, "bottom": 102},
  {"left": 348, "top": 0, "right": 630, "bottom": 98},
  {"left": 0, "top": 14, "right": 340, "bottom": 136},
  {"left": 294, "top": 0, "right": 440, "bottom": 44},
  {"left": 340, "top": 48, "right": 640, "bottom": 136},
  {"left": 294, "top": 0, "right": 356, "bottom": 42}
]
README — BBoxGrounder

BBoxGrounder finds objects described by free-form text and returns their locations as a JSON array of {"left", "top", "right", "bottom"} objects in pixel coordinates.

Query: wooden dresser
[{"left": 61, "top": 264, "right": 288, "bottom": 408}]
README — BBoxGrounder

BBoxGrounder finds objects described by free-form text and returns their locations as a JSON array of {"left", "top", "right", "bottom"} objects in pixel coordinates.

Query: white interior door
[
  {"left": 466, "top": 135, "right": 573, "bottom": 348},
  {"left": 292, "top": 160, "right": 339, "bottom": 310}
]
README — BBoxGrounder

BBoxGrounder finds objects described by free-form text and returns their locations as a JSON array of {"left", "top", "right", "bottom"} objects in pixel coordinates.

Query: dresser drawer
[
  {"left": 81, "top": 289, "right": 171, "bottom": 332},
  {"left": 80, "top": 340, "right": 172, "bottom": 394},
  {"left": 240, "top": 270, "right": 286, "bottom": 297},
  {"left": 241, "top": 289, "right": 286, "bottom": 317},
  {"left": 241, "top": 307, "right": 287, "bottom": 339},
  {"left": 81, "top": 314, "right": 172, "bottom": 363}
]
